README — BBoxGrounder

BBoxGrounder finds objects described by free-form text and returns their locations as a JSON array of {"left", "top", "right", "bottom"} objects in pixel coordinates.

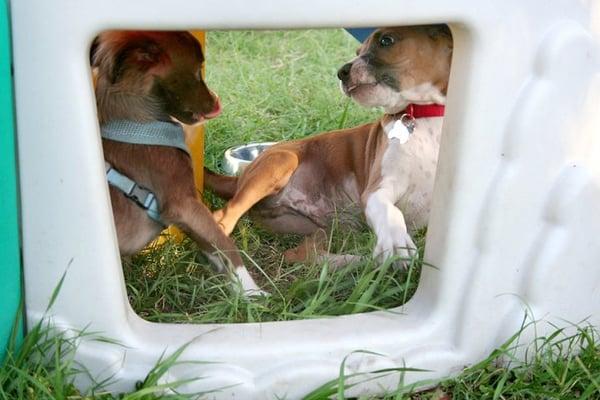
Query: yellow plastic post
[{"left": 186, "top": 30, "right": 206, "bottom": 192}]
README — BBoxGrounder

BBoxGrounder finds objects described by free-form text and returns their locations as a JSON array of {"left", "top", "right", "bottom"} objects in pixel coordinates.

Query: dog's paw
[
  {"left": 244, "top": 287, "right": 271, "bottom": 298},
  {"left": 213, "top": 208, "right": 234, "bottom": 236},
  {"left": 231, "top": 279, "right": 270, "bottom": 299},
  {"left": 232, "top": 266, "right": 269, "bottom": 298},
  {"left": 373, "top": 230, "right": 417, "bottom": 269}
]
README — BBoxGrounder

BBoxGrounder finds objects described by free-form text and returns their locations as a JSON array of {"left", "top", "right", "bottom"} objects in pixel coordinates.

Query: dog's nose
[
  {"left": 337, "top": 63, "right": 352, "bottom": 82},
  {"left": 204, "top": 97, "right": 222, "bottom": 119}
]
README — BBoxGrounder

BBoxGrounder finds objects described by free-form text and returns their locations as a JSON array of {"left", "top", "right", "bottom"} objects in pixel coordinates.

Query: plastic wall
[{"left": 10, "top": 0, "right": 600, "bottom": 398}]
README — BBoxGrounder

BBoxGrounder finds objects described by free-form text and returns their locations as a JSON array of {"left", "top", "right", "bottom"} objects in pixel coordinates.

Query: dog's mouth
[
  {"left": 176, "top": 97, "right": 222, "bottom": 125},
  {"left": 344, "top": 81, "right": 379, "bottom": 96}
]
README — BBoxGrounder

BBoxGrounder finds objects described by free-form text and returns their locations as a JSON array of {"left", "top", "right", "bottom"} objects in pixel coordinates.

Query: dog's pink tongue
[{"left": 204, "top": 98, "right": 222, "bottom": 119}]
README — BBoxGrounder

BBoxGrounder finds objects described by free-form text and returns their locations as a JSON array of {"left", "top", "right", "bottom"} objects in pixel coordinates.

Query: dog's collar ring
[
  {"left": 387, "top": 115, "right": 415, "bottom": 144},
  {"left": 399, "top": 113, "right": 416, "bottom": 134}
]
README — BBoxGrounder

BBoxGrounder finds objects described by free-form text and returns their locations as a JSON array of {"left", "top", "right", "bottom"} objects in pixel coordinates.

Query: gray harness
[{"left": 101, "top": 120, "right": 189, "bottom": 225}]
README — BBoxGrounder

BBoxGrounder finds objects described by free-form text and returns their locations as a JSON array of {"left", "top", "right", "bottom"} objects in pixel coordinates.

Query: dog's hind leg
[
  {"left": 162, "top": 197, "right": 264, "bottom": 295},
  {"left": 214, "top": 150, "right": 299, "bottom": 236},
  {"left": 283, "top": 230, "right": 362, "bottom": 270}
]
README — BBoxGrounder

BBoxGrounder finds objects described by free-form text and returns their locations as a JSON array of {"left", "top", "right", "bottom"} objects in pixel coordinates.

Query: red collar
[{"left": 403, "top": 103, "right": 445, "bottom": 119}]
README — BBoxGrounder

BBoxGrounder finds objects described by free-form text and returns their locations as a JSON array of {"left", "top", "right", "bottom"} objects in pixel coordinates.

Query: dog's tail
[{"left": 204, "top": 168, "right": 238, "bottom": 200}]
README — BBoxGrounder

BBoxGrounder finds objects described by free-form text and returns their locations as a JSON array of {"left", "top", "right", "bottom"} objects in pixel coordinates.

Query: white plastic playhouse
[{"left": 7, "top": 0, "right": 600, "bottom": 398}]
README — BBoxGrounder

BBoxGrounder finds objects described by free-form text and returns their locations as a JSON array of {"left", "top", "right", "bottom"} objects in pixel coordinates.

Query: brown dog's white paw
[{"left": 233, "top": 266, "right": 269, "bottom": 298}]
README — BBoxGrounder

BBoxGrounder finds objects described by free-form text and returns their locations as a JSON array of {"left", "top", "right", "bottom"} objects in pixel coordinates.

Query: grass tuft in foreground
[
  {"left": 305, "top": 322, "right": 600, "bottom": 400},
  {"left": 439, "top": 324, "right": 600, "bottom": 400},
  {"left": 5, "top": 310, "right": 600, "bottom": 399},
  {"left": 0, "top": 315, "right": 220, "bottom": 399}
]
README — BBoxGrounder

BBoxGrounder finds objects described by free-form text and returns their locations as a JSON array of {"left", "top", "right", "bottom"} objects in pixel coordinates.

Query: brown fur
[
  {"left": 207, "top": 26, "right": 452, "bottom": 266},
  {"left": 93, "top": 31, "right": 261, "bottom": 292}
]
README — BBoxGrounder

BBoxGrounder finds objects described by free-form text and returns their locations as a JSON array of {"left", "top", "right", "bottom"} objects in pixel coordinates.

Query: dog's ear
[
  {"left": 111, "top": 37, "right": 168, "bottom": 83},
  {"left": 127, "top": 40, "right": 165, "bottom": 70},
  {"left": 355, "top": 33, "right": 373, "bottom": 57},
  {"left": 90, "top": 36, "right": 100, "bottom": 65},
  {"left": 426, "top": 25, "right": 452, "bottom": 41},
  {"left": 93, "top": 32, "right": 170, "bottom": 84}
]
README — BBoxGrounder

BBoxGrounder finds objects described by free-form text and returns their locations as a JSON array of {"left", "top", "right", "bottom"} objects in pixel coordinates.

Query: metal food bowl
[{"left": 222, "top": 142, "right": 277, "bottom": 175}]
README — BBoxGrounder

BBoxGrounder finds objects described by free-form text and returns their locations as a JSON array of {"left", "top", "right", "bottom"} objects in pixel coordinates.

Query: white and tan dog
[{"left": 205, "top": 25, "right": 452, "bottom": 268}]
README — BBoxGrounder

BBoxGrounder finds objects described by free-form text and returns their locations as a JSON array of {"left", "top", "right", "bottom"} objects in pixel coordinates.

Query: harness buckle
[
  {"left": 128, "top": 184, "right": 151, "bottom": 206},
  {"left": 105, "top": 162, "right": 164, "bottom": 226}
]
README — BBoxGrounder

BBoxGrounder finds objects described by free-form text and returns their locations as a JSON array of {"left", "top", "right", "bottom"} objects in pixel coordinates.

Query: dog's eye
[{"left": 379, "top": 35, "right": 395, "bottom": 47}]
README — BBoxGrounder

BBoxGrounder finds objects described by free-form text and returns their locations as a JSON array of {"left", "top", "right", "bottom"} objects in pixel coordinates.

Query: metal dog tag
[{"left": 388, "top": 120, "right": 412, "bottom": 144}]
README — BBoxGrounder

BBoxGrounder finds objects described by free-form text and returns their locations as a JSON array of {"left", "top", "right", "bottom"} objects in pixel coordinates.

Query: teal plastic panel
[{"left": 0, "top": 0, "right": 22, "bottom": 360}]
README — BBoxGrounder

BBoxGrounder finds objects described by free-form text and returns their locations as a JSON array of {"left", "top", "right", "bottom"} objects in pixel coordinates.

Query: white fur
[
  {"left": 341, "top": 55, "right": 447, "bottom": 115},
  {"left": 365, "top": 190, "right": 416, "bottom": 265},
  {"left": 342, "top": 53, "right": 446, "bottom": 267},
  {"left": 360, "top": 82, "right": 447, "bottom": 115},
  {"left": 205, "top": 252, "right": 265, "bottom": 296},
  {"left": 364, "top": 115, "right": 443, "bottom": 267},
  {"left": 234, "top": 266, "right": 268, "bottom": 297},
  {"left": 396, "top": 83, "right": 446, "bottom": 107}
]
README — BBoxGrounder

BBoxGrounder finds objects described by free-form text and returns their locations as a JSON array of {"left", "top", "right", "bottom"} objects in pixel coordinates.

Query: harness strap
[
  {"left": 101, "top": 120, "right": 189, "bottom": 154},
  {"left": 105, "top": 162, "right": 164, "bottom": 226}
]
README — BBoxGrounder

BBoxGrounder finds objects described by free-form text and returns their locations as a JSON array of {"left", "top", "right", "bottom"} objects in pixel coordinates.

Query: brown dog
[
  {"left": 206, "top": 25, "right": 452, "bottom": 268},
  {"left": 93, "top": 31, "right": 261, "bottom": 293}
]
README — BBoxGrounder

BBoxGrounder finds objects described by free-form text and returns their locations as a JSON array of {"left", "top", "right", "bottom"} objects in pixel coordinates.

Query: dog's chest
[{"left": 379, "top": 117, "right": 442, "bottom": 227}]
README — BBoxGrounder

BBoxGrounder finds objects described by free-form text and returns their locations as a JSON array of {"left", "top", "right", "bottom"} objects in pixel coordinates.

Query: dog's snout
[
  {"left": 202, "top": 95, "right": 222, "bottom": 120},
  {"left": 337, "top": 63, "right": 352, "bottom": 82}
]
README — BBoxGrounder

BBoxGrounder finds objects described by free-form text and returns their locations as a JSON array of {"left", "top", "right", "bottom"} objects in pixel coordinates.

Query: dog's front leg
[
  {"left": 364, "top": 190, "right": 417, "bottom": 268},
  {"left": 162, "top": 198, "right": 265, "bottom": 296}
]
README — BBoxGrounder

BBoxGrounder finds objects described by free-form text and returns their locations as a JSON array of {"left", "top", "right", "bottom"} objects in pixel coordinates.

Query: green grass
[
  {"left": 438, "top": 323, "right": 600, "bottom": 400},
  {"left": 0, "top": 317, "right": 222, "bottom": 399},
  {"left": 124, "top": 226, "right": 425, "bottom": 324},
  {"left": 203, "top": 29, "right": 380, "bottom": 169}
]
